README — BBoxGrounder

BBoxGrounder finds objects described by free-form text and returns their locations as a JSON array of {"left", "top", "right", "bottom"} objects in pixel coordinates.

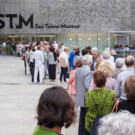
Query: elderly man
[
  {"left": 114, "top": 55, "right": 135, "bottom": 100},
  {"left": 32, "top": 46, "right": 44, "bottom": 84},
  {"left": 112, "top": 58, "right": 125, "bottom": 79},
  {"left": 75, "top": 54, "right": 93, "bottom": 135},
  {"left": 103, "top": 50, "right": 114, "bottom": 62},
  {"left": 91, "top": 49, "right": 100, "bottom": 71}
]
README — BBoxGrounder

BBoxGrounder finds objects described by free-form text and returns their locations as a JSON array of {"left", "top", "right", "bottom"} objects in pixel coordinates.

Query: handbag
[
  {"left": 65, "top": 84, "right": 70, "bottom": 95},
  {"left": 59, "top": 57, "right": 66, "bottom": 68},
  {"left": 90, "top": 91, "right": 109, "bottom": 135},
  {"left": 112, "top": 100, "right": 120, "bottom": 113},
  {"left": 65, "top": 72, "right": 69, "bottom": 78},
  {"left": 21, "top": 53, "right": 25, "bottom": 60}
]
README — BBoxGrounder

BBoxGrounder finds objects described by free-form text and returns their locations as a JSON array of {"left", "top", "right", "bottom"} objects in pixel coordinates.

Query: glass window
[
  {"left": 14, "top": 36, "right": 21, "bottom": 42},
  {"left": 56, "top": 34, "right": 76, "bottom": 54},
  {"left": 35, "top": 35, "right": 56, "bottom": 42},
  {"left": 22, "top": 36, "right": 30, "bottom": 42},
  {"left": 78, "top": 34, "right": 98, "bottom": 51},
  {"left": 0, "top": 36, "right": 5, "bottom": 42}
]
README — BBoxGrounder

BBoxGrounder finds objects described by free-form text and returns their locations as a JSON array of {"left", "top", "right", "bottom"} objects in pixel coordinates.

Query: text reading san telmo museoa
[{"left": 0, "top": 14, "right": 80, "bottom": 29}]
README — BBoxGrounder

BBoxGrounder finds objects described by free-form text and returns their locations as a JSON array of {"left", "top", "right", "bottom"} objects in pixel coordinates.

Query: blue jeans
[
  {"left": 60, "top": 67, "right": 67, "bottom": 82},
  {"left": 45, "top": 64, "right": 48, "bottom": 78},
  {"left": 13, "top": 51, "right": 16, "bottom": 56},
  {"left": 2, "top": 50, "right": 6, "bottom": 56}
]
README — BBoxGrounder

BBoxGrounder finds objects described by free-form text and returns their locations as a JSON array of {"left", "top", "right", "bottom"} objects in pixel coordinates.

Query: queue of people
[
  {"left": 1, "top": 40, "right": 135, "bottom": 135},
  {"left": 31, "top": 41, "right": 135, "bottom": 135}
]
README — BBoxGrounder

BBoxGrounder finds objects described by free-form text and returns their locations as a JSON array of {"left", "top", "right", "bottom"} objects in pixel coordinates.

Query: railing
[{"left": 115, "top": 50, "right": 135, "bottom": 58}]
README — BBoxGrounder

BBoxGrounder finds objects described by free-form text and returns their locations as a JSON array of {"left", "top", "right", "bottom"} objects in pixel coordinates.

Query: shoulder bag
[{"left": 112, "top": 100, "right": 120, "bottom": 113}]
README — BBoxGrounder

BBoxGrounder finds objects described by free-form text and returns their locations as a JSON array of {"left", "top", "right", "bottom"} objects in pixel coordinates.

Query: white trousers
[
  {"left": 34, "top": 65, "right": 44, "bottom": 83},
  {"left": 26, "top": 60, "right": 30, "bottom": 75},
  {"left": 56, "top": 62, "right": 60, "bottom": 73}
]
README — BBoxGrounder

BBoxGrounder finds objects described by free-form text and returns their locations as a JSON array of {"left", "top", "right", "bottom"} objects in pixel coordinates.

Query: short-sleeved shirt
[{"left": 33, "top": 126, "right": 58, "bottom": 135}]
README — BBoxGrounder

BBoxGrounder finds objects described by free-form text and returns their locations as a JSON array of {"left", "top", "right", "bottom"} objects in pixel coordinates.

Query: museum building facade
[{"left": 1, "top": 0, "right": 135, "bottom": 52}]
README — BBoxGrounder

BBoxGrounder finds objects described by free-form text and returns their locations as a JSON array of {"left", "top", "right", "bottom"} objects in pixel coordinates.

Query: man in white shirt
[
  {"left": 54, "top": 41, "right": 58, "bottom": 50},
  {"left": 32, "top": 46, "right": 44, "bottom": 83},
  {"left": 2, "top": 42, "right": 6, "bottom": 56}
]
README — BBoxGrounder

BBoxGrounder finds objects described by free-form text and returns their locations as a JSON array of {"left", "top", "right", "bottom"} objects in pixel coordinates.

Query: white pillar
[{"left": 108, "top": 32, "right": 110, "bottom": 49}]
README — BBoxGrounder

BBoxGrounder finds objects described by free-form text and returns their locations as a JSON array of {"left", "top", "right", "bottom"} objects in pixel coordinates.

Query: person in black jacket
[{"left": 114, "top": 75, "right": 135, "bottom": 114}]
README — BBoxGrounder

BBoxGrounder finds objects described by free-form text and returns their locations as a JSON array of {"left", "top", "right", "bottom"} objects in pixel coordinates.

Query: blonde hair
[
  {"left": 64, "top": 47, "right": 68, "bottom": 52},
  {"left": 98, "top": 61, "right": 115, "bottom": 77},
  {"left": 95, "top": 59, "right": 104, "bottom": 70}
]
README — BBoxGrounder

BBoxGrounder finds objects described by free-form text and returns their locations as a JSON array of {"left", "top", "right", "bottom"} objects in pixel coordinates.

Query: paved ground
[{"left": 0, "top": 56, "right": 78, "bottom": 135}]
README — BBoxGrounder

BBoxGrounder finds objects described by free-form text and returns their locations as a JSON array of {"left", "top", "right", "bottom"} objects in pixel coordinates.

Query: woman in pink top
[
  {"left": 89, "top": 61, "right": 116, "bottom": 90},
  {"left": 69, "top": 59, "right": 82, "bottom": 98}
]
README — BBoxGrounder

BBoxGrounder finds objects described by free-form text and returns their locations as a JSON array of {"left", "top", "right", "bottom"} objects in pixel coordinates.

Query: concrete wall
[{"left": 0, "top": 0, "right": 135, "bottom": 34}]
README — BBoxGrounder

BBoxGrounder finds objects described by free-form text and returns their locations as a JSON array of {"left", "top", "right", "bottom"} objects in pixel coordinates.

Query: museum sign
[{"left": 0, "top": 14, "right": 80, "bottom": 29}]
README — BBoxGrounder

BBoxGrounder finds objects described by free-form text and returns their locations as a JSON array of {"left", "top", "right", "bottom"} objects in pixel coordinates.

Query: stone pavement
[{"left": 0, "top": 56, "right": 78, "bottom": 135}]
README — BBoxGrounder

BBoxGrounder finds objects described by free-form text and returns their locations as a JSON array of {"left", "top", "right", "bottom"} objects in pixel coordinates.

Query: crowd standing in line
[{"left": 1, "top": 41, "right": 135, "bottom": 135}]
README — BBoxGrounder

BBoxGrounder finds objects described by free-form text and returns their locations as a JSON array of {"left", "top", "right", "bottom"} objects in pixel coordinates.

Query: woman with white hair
[
  {"left": 112, "top": 58, "right": 124, "bottom": 79},
  {"left": 89, "top": 60, "right": 116, "bottom": 90},
  {"left": 98, "top": 111, "right": 135, "bottom": 135}
]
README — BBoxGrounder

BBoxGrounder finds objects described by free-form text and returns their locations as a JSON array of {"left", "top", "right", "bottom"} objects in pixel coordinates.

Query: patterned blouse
[{"left": 85, "top": 88, "right": 115, "bottom": 132}]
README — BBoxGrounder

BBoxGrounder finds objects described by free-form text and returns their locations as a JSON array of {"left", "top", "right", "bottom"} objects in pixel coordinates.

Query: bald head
[{"left": 125, "top": 56, "right": 135, "bottom": 67}]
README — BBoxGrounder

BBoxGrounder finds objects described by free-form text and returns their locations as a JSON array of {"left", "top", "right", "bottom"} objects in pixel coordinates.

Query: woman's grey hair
[
  {"left": 82, "top": 54, "right": 93, "bottom": 65},
  {"left": 92, "top": 48, "right": 100, "bottom": 55},
  {"left": 103, "top": 50, "right": 111, "bottom": 59},
  {"left": 115, "top": 58, "right": 124, "bottom": 68},
  {"left": 98, "top": 111, "right": 135, "bottom": 135},
  {"left": 64, "top": 47, "right": 68, "bottom": 51}
]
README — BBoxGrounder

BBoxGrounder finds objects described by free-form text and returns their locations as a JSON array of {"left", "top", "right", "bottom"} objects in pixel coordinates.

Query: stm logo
[{"left": 0, "top": 14, "right": 34, "bottom": 29}]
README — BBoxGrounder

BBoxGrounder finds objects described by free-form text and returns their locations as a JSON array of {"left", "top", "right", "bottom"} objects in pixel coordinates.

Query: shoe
[{"left": 39, "top": 82, "right": 44, "bottom": 84}]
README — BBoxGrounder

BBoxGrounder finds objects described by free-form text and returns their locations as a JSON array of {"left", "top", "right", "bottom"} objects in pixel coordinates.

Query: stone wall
[{"left": 0, "top": 0, "right": 135, "bottom": 34}]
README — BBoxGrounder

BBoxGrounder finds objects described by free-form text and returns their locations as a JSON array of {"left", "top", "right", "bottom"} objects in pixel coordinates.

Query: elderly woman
[
  {"left": 114, "top": 75, "right": 135, "bottom": 114},
  {"left": 33, "top": 86, "right": 76, "bottom": 135},
  {"left": 69, "top": 59, "right": 82, "bottom": 100},
  {"left": 85, "top": 71, "right": 116, "bottom": 134},
  {"left": 48, "top": 46, "right": 57, "bottom": 82},
  {"left": 98, "top": 111, "right": 135, "bottom": 135},
  {"left": 73, "top": 49, "right": 82, "bottom": 65},
  {"left": 59, "top": 47, "right": 69, "bottom": 82},
  {"left": 89, "top": 61, "right": 116, "bottom": 90},
  {"left": 112, "top": 58, "right": 124, "bottom": 79},
  {"left": 25, "top": 46, "right": 30, "bottom": 75}
]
